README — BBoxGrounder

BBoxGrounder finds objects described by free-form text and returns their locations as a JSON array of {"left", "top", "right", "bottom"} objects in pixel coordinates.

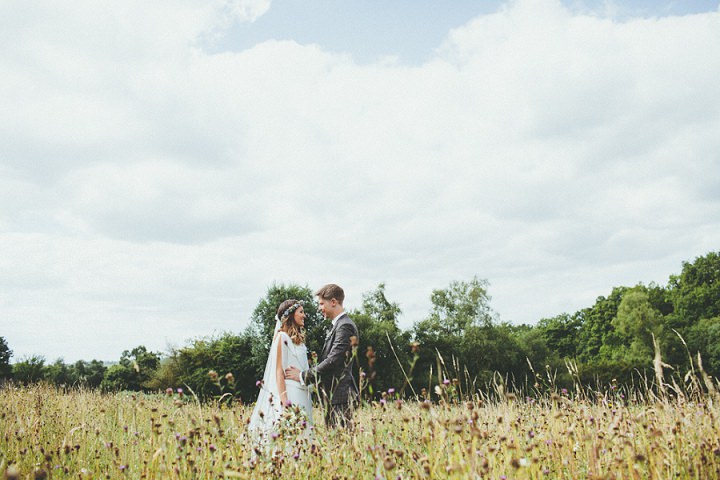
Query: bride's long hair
[{"left": 276, "top": 299, "right": 305, "bottom": 345}]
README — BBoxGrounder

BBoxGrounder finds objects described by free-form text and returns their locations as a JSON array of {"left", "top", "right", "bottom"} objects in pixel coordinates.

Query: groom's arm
[{"left": 302, "top": 323, "right": 355, "bottom": 385}]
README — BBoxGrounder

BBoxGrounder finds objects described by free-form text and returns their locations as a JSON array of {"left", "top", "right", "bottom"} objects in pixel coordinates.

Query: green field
[{"left": 2, "top": 384, "right": 720, "bottom": 479}]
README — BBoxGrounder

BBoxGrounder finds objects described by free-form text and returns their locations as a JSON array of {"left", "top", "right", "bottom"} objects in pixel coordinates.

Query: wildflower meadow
[{"left": 2, "top": 378, "right": 720, "bottom": 479}]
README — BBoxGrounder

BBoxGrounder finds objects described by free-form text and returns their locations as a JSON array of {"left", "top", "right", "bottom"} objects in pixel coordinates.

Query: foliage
[
  {"left": 670, "top": 251, "right": 720, "bottom": 326},
  {"left": 536, "top": 313, "right": 581, "bottom": 360},
  {"left": 9, "top": 250, "right": 720, "bottom": 400},
  {"left": 11, "top": 355, "right": 46, "bottom": 384},
  {"left": 100, "top": 346, "right": 161, "bottom": 392},
  {"left": 0, "top": 337, "right": 11, "bottom": 380},
  {"left": 156, "top": 332, "right": 256, "bottom": 402},
  {"left": 350, "top": 283, "right": 411, "bottom": 397},
  {"left": 413, "top": 277, "right": 496, "bottom": 381}
]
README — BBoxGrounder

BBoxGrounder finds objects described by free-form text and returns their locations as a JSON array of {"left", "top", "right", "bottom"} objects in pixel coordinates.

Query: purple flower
[
  {"left": 256, "top": 380, "right": 263, "bottom": 387},
  {"left": 443, "top": 379, "right": 450, "bottom": 385},
  {"left": 388, "top": 388, "right": 395, "bottom": 395}
]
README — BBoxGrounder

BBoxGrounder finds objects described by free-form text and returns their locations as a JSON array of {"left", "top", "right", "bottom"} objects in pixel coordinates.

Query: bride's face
[{"left": 293, "top": 306, "right": 306, "bottom": 327}]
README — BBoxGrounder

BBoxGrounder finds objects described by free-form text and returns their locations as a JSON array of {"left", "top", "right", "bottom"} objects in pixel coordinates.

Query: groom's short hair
[{"left": 315, "top": 284, "right": 345, "bottom": 305}]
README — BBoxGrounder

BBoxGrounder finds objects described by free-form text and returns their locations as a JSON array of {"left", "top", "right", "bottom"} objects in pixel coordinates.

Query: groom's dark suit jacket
[{"left": 303, "top": 313, "right": 359, "bottom": 406}]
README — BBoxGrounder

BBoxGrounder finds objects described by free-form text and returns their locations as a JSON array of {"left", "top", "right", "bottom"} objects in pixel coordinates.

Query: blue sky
[
  {"left": 212, "top": 0, "right": 720, "bottom": 63},
  {"left": 1, "top": 0, "right": 719, "bottom": 363}
]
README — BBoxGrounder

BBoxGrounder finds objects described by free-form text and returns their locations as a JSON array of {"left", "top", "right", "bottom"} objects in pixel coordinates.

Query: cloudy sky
[{"left": 2, "top": 0, "right": 719, "bottom": 363}]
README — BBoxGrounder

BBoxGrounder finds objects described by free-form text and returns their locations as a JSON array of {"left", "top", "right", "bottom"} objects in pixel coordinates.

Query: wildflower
[
  {"left": 177, "top": 388, "right": 184, "bottom": 397},
  {"left": 225, "top": 372, "right": 234, "bottom": 382},
  {"left": 410, "top": 341, "right": 420, "bottom": 353},
  {"left": 165, "top": 388, "right": 173, "bottom": 396},
  {"left": 350, "top": 335, "right": 359, "bottom": 347},
  {"left": 5, "top": 466, "right": 20, "bottom": 480},
  {"left": 33, "top": 468, "right": 48, "bottom": 480},
  {"left": 443, "top": 379, "right": 451, "bottom": 385},
  {"left": 208, "top": 370, "right": 218, "bottom": 381},
  {"left": 388, "top": 388, "right": 395, "bottom": 395},
  {"left": 561, "top": 388, "right": 568, "bottom": 395}
]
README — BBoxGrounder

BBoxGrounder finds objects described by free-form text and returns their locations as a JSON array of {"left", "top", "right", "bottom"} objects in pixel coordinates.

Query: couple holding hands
[{"left": 248, "top": 284, "right": 360, "bottom": 437}]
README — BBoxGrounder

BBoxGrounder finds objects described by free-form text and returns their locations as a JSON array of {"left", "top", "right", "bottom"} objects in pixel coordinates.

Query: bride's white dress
[{"left": 248, "top": 330, "right": 312, "bottom": 436}]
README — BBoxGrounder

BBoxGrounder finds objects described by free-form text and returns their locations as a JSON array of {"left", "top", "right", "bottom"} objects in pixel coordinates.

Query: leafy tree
[
  {"left": 153, "top": 332, "right": 256, "bottom": 402},
  {"left": 101, "top": 346, "right": 161, "bottom": 391},
  {"left": 12, "top": 355, "right": 46, "bottom": 384},
  {"left": 426, "top": 276, "right": 494, "bottom": 336},
  {"left": 70, "top": 360, "right": 107, "bottom": 388},
  {"left": 0, "top": 337, "right": 11, "bottom": 380},
  {"left": 685, "top": 317, "right": 720, "bottom": 377},
  {"left": 575, "top": 287, "right": 628, "bottom": 362},
  {"left": 44, "top": 359, "right": 73, "bottom": 386},
  {"left": 413, "top": 277, "right": 496, "bottom": 395},
  {"left": 536, "top": 313, "right": 581, "bottom": 360},
  {"left": 669, "top": 251, "right": 720, "bottom": 327},
  {"left": 611, "top": 287, "right": 664, "bottom": 365},
  {"left": 350, "top": 283, "right": 411, "bottom": 397}
]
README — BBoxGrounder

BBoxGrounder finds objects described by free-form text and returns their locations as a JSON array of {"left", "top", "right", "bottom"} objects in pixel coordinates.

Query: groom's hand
[{"left": 285, "top": 366, "right": 301, "bottom": 382}]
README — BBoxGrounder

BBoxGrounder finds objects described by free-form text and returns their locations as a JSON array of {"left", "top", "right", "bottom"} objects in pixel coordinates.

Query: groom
[{"left": 285, "top": 283, "right": 359, "bottom": 429}]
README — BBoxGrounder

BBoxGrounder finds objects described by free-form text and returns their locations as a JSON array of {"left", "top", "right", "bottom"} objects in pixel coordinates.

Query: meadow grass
[{"left": 2, "top": 383, "right": 720, "bottom": 479}]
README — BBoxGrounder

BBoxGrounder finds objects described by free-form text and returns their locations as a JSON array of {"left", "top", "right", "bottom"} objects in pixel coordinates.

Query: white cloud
[{"left": 1, "top": 0, "right": 719, "bottom": 362}]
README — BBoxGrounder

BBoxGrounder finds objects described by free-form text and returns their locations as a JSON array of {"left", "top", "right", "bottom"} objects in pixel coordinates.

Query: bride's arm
[{"left": 275, "top": 334, "right": 288, "bottom": 408}]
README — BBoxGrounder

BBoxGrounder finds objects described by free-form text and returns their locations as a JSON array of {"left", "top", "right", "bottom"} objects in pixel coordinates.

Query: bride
[{"left": 248, "top": 299, "right": 313, "bottom": 437}]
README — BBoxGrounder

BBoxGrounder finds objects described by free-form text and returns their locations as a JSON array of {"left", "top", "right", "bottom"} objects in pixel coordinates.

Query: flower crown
[{"left": 281, "top": 301, "right": 304, "bottom": 321}]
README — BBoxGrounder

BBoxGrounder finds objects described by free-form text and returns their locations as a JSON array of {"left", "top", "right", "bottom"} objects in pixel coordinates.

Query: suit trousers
[{"left": 325, "top": 402, "right": 355, "bottom": 430}]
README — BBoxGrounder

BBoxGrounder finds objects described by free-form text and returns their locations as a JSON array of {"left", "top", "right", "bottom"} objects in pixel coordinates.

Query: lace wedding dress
[{"left": 248, "top": 328, "right": 313, "bottom": 437}]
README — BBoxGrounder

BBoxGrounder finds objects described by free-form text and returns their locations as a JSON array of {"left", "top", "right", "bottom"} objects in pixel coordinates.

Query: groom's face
[{"left": 317, "top": 297, "right": 337, "bottom": 319}]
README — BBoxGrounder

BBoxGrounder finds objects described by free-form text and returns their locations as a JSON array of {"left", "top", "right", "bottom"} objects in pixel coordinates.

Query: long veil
[{"left": 248, "top": 317, "right": 283, "bottom": 436}]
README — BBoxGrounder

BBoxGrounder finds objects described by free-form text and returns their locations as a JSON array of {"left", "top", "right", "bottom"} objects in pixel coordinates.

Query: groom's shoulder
[{"left": 339, "top": 313, "right": 358, "bottom": 329}]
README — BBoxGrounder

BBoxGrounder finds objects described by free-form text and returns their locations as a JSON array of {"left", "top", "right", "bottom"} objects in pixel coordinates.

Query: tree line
[{"left": 2, "top": 251, "right": 719, "bottom": 402}]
